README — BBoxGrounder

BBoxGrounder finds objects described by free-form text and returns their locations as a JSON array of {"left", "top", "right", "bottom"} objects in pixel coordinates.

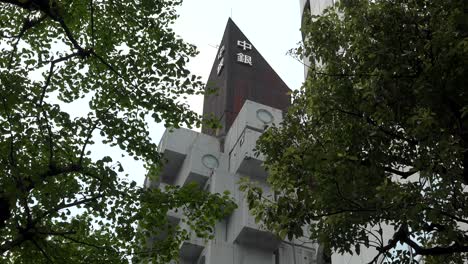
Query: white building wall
[{"left": 299, "top": 0, "right": 335, "bottom": 16}]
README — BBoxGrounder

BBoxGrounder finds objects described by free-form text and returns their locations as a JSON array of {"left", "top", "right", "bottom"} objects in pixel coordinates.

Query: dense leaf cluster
[
  {"left": 0, "top": 0, "right": 234, "bottom": 263},
  {"left": 242, "top": 0, "right": 468, "bottom": 263}
]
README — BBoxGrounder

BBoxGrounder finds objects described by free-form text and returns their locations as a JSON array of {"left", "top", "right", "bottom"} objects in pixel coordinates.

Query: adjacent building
[{"left": 299, "top": 0, "right": 336, "bottom": 77}]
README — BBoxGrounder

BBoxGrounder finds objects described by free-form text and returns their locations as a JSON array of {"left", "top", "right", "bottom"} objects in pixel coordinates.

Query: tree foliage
[
  {"left": 0, "top": 0, "right": 234, "bottom": 262},
  {"left": 242, "top": 0, "right": 468, "bottom": 263}
]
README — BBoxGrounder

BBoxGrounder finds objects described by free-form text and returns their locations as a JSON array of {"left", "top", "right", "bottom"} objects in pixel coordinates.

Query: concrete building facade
[{"left": 146, "top": 19, "right": 321, "bottom": 264}]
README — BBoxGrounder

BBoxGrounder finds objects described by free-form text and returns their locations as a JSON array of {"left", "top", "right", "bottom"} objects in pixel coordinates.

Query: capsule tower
[{"left": 146, "top": 18, "right": 320, "bottom": 264}]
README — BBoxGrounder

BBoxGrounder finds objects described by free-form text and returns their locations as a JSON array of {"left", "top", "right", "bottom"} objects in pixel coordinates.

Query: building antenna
[
  {"left": 208, "top": 44, "right": 219, "bottom": 49},
  {"left": 230, "top": 8, "right": 233, "bottom": 19}
]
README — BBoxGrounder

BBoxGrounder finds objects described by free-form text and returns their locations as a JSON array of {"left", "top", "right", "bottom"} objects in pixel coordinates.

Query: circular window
[
  {"left": 202, "top": 154, "right": 219, "bottom": 169},
  {"left": 256, "top": 109, "right": 274, "bottom": 124}
]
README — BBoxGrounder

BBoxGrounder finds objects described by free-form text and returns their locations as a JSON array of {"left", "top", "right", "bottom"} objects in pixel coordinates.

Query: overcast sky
[
  {"left": 118, "top": 0, "right": 305, "bottom": 185},
  {"left": 174, "top": 0, "right": 304, "bottom": 94}
]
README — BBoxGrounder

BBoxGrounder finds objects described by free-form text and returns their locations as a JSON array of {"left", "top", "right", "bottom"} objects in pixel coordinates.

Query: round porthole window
[
  {"left": 202, "top": 154, "right": 219, "bottom": 169},
  {"left": 256, "top": 109, "right": 274, "bottom": 124}
]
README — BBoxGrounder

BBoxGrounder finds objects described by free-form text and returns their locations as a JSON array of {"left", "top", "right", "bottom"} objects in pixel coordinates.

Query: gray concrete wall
[{"left": 156, "top": 100, "right": 320, "bottom": 264}]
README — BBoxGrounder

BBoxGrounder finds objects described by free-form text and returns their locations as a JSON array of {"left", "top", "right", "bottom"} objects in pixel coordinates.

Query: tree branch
[
  {"left": 369, "top": 225, "right": 408, "bottom": 264},
  {"left": 310, "top": 208, "right": 379, "bottom": 220},
  {"left": 1, "top": 0, "right": 92, "bottom": 57},
  {"left": 1, "top": 96, "right": 16, "bottom": 167},
  {"left": 37, "top": 194, "right": 103, "bottom": 223},
  {"left": 39, "top": 108, "right": 55, "bottom": 167},
  {"left": 7, "top": 13, "right": 47, "bottom": 69},
  {"left": 0, "top": 233, "right": 27, "bottom": 254},
  {"left": 290, "top": 54, "right": 418, "bottom": 79},
  {"left": 31, "top": 238, "right": 54, "bottom": 263},
  {"left": 383, "top": 166, "right": 419, "bottom": 179},
  {"left": 333, "top": 180, "right": 366, "bottom": 209},
  {"left": 37, "top": 163, "right": 82, "bottom": 181},
  {"left": 0, "top": 0, "right": 44, "bottom": 10},
  {"left": 89, "top": 0, "right": 95, "bottom": 47},
  {"left": 369, "top": 224, "right": 468, "bottom": 263},
  {"left": 333, "top": 107, "right": 417, "bottom": 145},
  {"left": 36, "top": 230, "right": 76, "bottom": 236},
  {"left": 90, "top": 50, "right": 129, "bottom": 83},
  {"left": 79, "top": 117, "right": 100, "bottom": 165},
  {"left": 58, "top": 234, "right": 118, "bottom": 253},
  {"left": 425, "top": 207, "right": 468, "bottom": 225},
  {"left": 38, "top": 52, "right": 85, "bottom": 107},
  {"left": 55, "top": 17, "right": 88, "bottom": 55},
  {"left": 402, "top": 236, "right": 468, "bottom": 256}
]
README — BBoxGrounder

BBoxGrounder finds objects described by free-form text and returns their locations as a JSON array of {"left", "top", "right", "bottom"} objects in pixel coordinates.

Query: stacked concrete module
[{"left": 148, "top": 100, "right": 319, "bottom": 264}]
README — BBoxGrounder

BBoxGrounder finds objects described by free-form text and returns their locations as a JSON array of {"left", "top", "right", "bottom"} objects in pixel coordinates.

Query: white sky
[
  {"left": 95, "top": 0, "right": 305, "bottom": 186},
  {"left": 173, "top": 0, "right": 304, "bottom": 99}
]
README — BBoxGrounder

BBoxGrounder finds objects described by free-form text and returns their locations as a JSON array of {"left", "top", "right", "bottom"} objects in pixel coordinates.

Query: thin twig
[
  {"left": 31, "top": 239, "right": 54, "bottom": 263},
  {"left": 38, "top": 52, "right": 83, "bottom": 107},
  {"left": 59, "top": 234, "right": 118, "bottom": 253},
  {"left": 7, "top": 14, "right": 47, "bottom": 69},
  {"left": 89, "top": 0, "right": 95, "bottom": 47},
  {"left": 36, "top": 194, "right": 103, "bottom": 223}
]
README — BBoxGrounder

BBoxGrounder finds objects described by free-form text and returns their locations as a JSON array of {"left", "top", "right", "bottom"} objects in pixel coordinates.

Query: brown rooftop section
[{"left": 202, "top": 18, "right": 291, "bottom": 137}]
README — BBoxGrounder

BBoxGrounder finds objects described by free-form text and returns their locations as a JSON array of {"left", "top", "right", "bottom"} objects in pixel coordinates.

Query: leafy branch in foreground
[
  {"left": 242, "top": 0, "right": 468, "bottom": 263},
  {"left": 0, "top": 0, "right": 233, "bottom": 262}
]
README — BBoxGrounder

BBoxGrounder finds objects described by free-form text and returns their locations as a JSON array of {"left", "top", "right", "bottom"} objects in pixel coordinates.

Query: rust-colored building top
[{"left": 202, "top": 18, "right": 291, "bottom": 137}]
